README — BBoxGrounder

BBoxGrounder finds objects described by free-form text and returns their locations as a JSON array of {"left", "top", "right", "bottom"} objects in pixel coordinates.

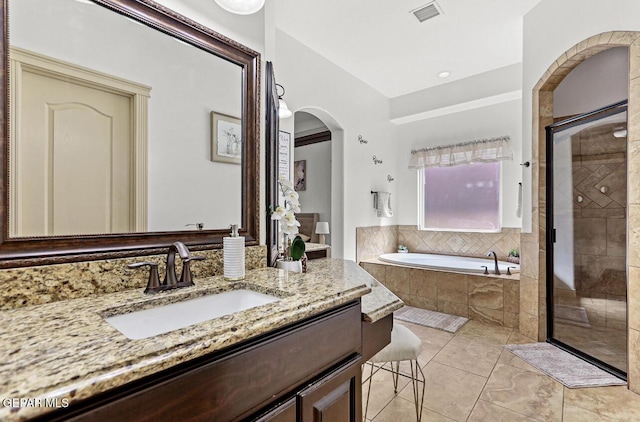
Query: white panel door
[{"left": 16, "top": 70, "right": 133, "bottom": 236}]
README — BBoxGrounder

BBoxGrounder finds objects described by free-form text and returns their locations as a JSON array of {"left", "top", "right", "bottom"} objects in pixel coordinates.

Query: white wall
[
  {"left": 273, "top": 29, "right": 399, "bottom": 260},
  {"left": 395, "top": 100, "right": 523, "bottom": 228},
  {"left": 554, "top": 47, "right": 628, "bottom": 117},
  {"left": 12, "top": 0, "right": 244, "bottom": 232},
  {"left": 522, "top": 0, "right": 640, "bottom": 232},
  {"left": 295, "top": 142, "right": 332, "bottom": 244}
]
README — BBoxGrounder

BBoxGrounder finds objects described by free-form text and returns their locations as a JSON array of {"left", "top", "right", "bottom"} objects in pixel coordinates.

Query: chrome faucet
[
  {"left": 164, "top": 241, "right": 191, "bottom": 288},
  {"left": 486, "top": 251, "right": 501, "bottom": 275}
]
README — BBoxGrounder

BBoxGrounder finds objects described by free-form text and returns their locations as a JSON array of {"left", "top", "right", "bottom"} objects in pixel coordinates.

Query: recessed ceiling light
[
  {"left": 73, "top": 0, "right": 94, "bottom": 4},
  {"left": 438, "top": 71, "right": 451, "bottom": 78}
]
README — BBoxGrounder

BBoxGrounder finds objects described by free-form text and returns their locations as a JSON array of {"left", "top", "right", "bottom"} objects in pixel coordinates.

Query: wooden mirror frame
[{"left": 0, "top": 0, "right": 260, "bottom": 268}]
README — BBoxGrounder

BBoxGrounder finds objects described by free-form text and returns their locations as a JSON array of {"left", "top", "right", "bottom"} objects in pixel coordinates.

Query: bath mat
[
  {"left": 555, "top": 304, "right": 591, "bottom": 328},
  {"left": 394, "top": 306, "right": 468, "bottom": 333},
  {"left": 504, "top": 343, "right": 626, "bottom": 388}
]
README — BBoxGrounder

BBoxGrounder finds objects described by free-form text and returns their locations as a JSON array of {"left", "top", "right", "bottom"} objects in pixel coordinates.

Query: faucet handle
[
  {"left": 178, "top": 255, "right": 206, "bottom": 288},
  {"left": 507, "top": 266, "right": 516, "bottom": 276},
  {"left": 481, "top": 265, "right": 489, "bottom": 275},
  {"left": 129, "top": 262, "right": 161, "bottom": 294}
]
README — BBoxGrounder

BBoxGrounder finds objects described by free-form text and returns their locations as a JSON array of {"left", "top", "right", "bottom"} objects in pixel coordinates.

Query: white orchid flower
[
  {"left": 271, "top": 178, "right": 303, "bottom": 257},
  {"left": 287, "top": 190, "right": 299, "bottom": 202},
  {"left": 283, "top": 211, "right": 300, "bottom": 227},
  {"left": 282, "top": 225, "right": 299, "bottom": 236},
  {"left": 279, "top": 178, "right": 294, "bottom": 191},
  {"left": 271, "top": 205, "right": 287, "bottom": 220}
]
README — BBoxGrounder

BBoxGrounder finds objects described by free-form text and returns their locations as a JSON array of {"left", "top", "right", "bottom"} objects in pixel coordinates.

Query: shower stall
[{"left": 546, "top": 100, "right": 628, "bottom": 379}]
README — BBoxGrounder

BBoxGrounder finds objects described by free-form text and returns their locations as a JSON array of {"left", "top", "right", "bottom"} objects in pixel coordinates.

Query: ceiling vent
[{"left": 412, "top": 1, "right": 443, "bottom": 23}]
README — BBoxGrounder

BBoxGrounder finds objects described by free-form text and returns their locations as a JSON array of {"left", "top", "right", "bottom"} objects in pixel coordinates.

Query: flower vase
[{"left": 276, "top": 259, "right": 303, "bottom": 273}]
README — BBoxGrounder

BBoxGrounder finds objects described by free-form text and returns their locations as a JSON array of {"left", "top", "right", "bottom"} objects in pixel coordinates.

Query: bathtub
[{"left": 378, "top": 252, "right": 520, "bottom": 274}]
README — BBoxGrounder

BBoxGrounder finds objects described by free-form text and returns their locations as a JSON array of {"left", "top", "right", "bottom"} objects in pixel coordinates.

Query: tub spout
[{"left": 487, "top": 251, "right": 501, "bottom": 275}]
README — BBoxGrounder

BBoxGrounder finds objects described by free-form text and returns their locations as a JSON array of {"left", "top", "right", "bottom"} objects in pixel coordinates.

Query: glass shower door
[{"left": 546, "top": 101, "right": 627, "bottom": 378}]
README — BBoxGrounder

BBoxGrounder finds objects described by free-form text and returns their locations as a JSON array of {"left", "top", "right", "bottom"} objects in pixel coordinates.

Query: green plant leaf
[{"left": 290, "top": 236, "right": 306, "bottom": 261}]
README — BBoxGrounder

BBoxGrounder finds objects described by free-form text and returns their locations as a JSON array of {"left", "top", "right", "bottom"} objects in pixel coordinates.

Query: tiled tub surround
[
  {"left": 0, "top": 258, "right": 401, "bottom": 421},
  {"left": 355, "top": 225, "right": 520, "bottom": 262},
  {"left": 356, "top": 225, "right": 398, "bottom": 261},
  {"left": 360, "top": 259, "right": 519, "bottom": 328},
  {"left": 0, "top": 245, "right": 266, "bottom": 311}
]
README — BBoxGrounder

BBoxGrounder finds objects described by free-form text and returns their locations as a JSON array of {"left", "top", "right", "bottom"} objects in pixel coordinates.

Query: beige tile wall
[
  {"left": 398, "top": 226, "right": 520, "bottom": 260},
  {"left": 356, "top": 226, "right": 398, "bottom": 262},
  {"left": 356, "top": 225, "right": 521, "bottom": 263},
  {"left": 0, "top": 245, "right": 267, "bottom": 311},
  {"left": 529, "top": 31, "right": 640, "bottom": 393},
  {"left": 361, "top": 261, "right": 519, "bottom": 328},
  {"left": 571, "top": 124, "right": 627, "bottom": 298}
]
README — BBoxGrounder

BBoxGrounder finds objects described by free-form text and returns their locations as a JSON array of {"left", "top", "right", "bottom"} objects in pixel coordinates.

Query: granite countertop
[{"left": 0, "top": 258, "right": 401, "bottom": 421}]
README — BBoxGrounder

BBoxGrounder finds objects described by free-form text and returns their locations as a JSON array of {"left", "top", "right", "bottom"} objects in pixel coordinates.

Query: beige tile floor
[
  {"left": 553, "top": 296, "right": 627, "bottom": 372},
  {"left": 363, "top": 320, "right": 640, "bottom": 421}
]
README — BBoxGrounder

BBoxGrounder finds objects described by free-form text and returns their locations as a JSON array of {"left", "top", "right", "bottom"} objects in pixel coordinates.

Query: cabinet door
[
  {"left": 254, "top": 397, "right": 296, "bottom": 422},
  {"left": 298, "top": 356, "right": 362, "bottom": 422}
]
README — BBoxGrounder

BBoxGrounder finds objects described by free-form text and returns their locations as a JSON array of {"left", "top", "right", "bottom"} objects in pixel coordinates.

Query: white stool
[{"left": 363, "top": 324, "right": 425, "bottom": 421}]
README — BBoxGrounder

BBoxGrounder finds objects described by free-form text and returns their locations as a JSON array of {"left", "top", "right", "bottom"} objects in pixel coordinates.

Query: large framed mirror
[{"left": 0, "top": 0, "right": 260, "bottom": 268}]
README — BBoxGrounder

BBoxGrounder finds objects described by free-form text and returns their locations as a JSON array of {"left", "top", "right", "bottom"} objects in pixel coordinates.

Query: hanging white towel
[{"left": 374, "top": 192, "right": 393, "bottom": 217}]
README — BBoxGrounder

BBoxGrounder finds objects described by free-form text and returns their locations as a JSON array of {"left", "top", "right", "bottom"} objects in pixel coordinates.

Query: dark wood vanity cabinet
[
  {"left": 256, "top": 355, "right": 362, "bottom": 422},
  {"left": 44, "top": 301, "right": 362, "bottom": 422}
]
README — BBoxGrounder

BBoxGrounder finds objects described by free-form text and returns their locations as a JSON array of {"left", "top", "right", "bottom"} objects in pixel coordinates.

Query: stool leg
[
  {"left": 363, "top": 362, "right": 375, "bottom": 421},
  {"left": 409, "top": 359, "right": 426, "bottom": 422},
  {"left": 392, "top": 361, "right": 400, "bottom": 393}
]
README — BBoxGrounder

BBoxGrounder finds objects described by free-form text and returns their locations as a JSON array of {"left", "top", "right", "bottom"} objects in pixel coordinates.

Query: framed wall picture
[
  {"left": 211, "top": 112, "right": 241, "bottom": 164},
  {"left": 278, "top": 131, "right": 291, "bottom": 180},
  {"left": 294, "top": 160, "right": 306, "bottom": 191}
]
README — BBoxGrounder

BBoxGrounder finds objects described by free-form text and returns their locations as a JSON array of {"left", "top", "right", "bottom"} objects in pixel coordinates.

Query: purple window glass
[{"left": 422, "top": 162, "right": 500, "bottom": 231}]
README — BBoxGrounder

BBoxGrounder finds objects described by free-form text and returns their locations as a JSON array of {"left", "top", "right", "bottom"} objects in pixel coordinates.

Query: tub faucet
[
  {"left": 164, "top": 241, "right": 191, "bottom": 289},
  {"left": 487, "top": 251, "right": 501, "bottom": 275}
]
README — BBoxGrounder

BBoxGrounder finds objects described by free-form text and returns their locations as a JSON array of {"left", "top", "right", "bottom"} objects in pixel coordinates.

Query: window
[{"left": 419, "top": 162, "right": 500, "bottom": 231}]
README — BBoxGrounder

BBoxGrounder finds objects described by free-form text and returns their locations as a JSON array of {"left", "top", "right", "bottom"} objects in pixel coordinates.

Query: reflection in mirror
[{"left": 9, "top": 0, "right": 242, "bottom": 237}]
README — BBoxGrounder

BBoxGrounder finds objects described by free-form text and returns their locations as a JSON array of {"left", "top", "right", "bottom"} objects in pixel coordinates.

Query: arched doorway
[
  {"left": 293, "top": 107, "right": 345, "bottom": 259},
  {"left": 525, "top": 31, "right": 640, "bottom": 390}
]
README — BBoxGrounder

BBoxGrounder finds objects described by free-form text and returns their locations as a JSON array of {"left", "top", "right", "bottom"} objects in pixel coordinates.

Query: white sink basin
[{"left": 105, "top": 289, "right": 281, "bottom": 340}]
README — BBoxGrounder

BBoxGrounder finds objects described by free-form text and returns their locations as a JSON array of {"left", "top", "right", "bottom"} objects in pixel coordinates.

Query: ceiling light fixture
[
  {"left": 276, "top": 84, "right": 292, "bottom": 119},
  {"left": 438, "top": 71, "right": 451, "bottom": 78},
  {"left": 214, "top": 0, "right": 265, "bottom": 15}
]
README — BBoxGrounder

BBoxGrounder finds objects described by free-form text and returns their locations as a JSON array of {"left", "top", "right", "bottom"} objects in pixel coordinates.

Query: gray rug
[
  {"left": 555, "top": 304, "right": 591, "bottom": 328},
  {"left": 394, "top": 306, "right": 468, "bottom": 333},
  {"left": 504, "top": 343, "right": 626, "bottom": 388}
]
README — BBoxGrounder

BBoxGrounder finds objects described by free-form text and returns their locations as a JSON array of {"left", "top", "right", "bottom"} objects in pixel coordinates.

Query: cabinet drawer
[
  {"left": 58, "top": 301, "right": 361, "bottom": 422},
  {"left": 298, "top": 355, "right": 363, "bottom": 422}
]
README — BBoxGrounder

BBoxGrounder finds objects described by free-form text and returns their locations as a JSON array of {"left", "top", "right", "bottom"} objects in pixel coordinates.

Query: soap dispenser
[{"left": 223, "top": 224, "right": 245, "bottom": 280}]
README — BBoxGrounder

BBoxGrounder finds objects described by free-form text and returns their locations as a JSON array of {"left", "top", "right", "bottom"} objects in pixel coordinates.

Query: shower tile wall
[{"left": 570, "top": 124, "right": 627, "bottom": 301}]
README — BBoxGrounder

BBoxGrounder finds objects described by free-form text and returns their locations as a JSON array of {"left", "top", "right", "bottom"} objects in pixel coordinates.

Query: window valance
[{"left": 409, "top": 136, "right": 512, "bottom": 169}]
